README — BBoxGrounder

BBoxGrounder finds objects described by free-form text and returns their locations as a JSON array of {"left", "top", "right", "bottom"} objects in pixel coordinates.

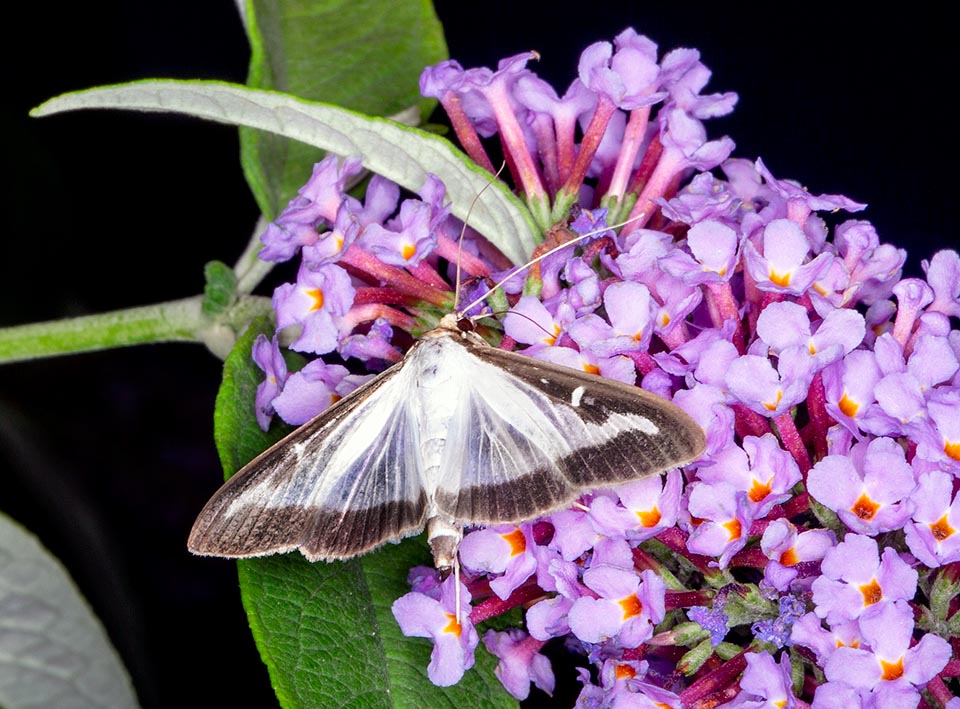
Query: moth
[{"left": 188, "top": 311, "right": 706, "bottom": 571}]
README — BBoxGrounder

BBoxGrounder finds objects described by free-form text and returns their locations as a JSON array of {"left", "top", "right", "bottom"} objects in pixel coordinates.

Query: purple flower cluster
[{"left": 252, "top": 27, "right": 960, "bottom": 708}]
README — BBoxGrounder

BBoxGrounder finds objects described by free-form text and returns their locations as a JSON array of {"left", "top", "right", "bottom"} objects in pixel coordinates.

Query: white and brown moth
[{"left": 188, "top": 310, "right": 706, "bottom": 571}]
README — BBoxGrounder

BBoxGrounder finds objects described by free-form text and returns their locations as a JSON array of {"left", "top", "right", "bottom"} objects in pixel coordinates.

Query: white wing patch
[{"left": 570, "top": 385, "right": 585, "bottom": 407}]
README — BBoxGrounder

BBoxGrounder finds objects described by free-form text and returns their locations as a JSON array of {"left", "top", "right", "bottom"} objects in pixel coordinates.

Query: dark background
[{"left": 3, "top": 2, "right": 952, "bottom": 706}]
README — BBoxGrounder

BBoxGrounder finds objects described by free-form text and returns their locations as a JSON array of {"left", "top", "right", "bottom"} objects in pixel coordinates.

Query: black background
[{"left": 3, "top": 2, "right": 953, "bottom": 707}]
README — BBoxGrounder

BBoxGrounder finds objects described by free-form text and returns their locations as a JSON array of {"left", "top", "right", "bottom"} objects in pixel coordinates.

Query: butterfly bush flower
[{"left": 251, "top": 26, "right": 959, "bottom": 706}]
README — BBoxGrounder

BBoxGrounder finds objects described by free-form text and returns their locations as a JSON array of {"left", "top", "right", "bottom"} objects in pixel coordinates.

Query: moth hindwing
[{"left": 188, "top": 314, "right": 705, "bottom": 563}]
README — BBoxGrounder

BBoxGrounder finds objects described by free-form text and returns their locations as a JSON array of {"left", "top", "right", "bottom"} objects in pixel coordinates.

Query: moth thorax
[{"left": 427, "top": 516, "right": 462, "bottom": 577}]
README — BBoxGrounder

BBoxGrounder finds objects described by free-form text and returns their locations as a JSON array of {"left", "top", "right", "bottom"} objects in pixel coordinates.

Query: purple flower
[
  {"left": 338, "top": 317, "right": 401, "bottom": 364},
  {"left": 657, "top": 172, "right": 741, "bottom": 225},
  {"left": 807, "top": 437, "right": 916, "bottom": 535},
  {"left": 659, "top": 219, "right": 740, "bottom": 286},
  {"left": 695, "top": 434, "right": 801, "bottom": 518},
  {"left": 725, "top": 350, "right": 814, "bottom": 418},
  {"left": 904, "top": 469, "right": 960, "bottom": 566},
  {"left": 578, "top": 30, "right": 664, "bottom": 110},
  {"left": 832, "top": 220, "right": 905, "bottom": 306},
  {"left": 272, "top": 262, "right": 355, "bottom": 354},
  {"left": 755, "top": 158, "right": 866, "bottom": 220},
  {"left": 482, "top": 629, "right": 554, "bottom": 700},
  {"left": 660, "top": 48, "right": 738, "bottom": 119},
  {"left": 567, "top": 541, "right": 666, "bottom": 647},
  {"left": 300, "top": 203, "right": 361, "bottom": 268},
  {"left": 568, "top": 281, "right": 654, "bottom": 358},
  {"left": 259, "top": 155, "right": 363, "bottom": 262},
  {"left": 754, "top": 301, "right": 865, "bottom": 372},
  {"left": 251, "top": 334, "right": 287, "bottom": 430},
  {"left": 458, "top": 524, "right": 537, "bottom": 600},
  {"left": 587, "top": 470, "right": 683, "bottom": 542},
  {"left": 502, "top": 295, "right": 563, "bottom": 350},
  {"left": 791, "top": 612, "right": 864, "bottom": 667},
  {"left": 915, "top": 387, "right": 960, "bottom": 470},
  {"left": 360, "top": 197, "right": 438, "bottom": 267},
  {"left": 271, "top": 359, "right": 369, "bottom": 426},
  {"left": 718, "top": 651, "right": 795, "bottom": 708},
  {"left": 811, "top": 534, "right": 917, "bottom": 625},
  {"left": 823, "top": 601, "right": 950, "bottom": 704},
  {"left": 685, "top": 481, "right": 754, "bottom": 568},
  {"left": 744, "top": 218, "right": 833, "bottom": 295},
  {"left": 924, "top": 250, "right": 960, "bottom": 318},
  {"left": 392, "top": 577, "right": 478, "bottom": 687},
  {"left": 822, "top": 349, "right": 884, "bottom": 436},
  {"left": 760, "top": 519, "right": 835, "bottom": 592}
]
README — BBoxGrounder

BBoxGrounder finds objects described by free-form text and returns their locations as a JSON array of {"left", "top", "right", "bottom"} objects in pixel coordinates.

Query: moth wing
[
  {"left": 436, "top": 342, "right": 705, "bottom": 524},
  {"left": 188, "top": 361, "right": 428, "bottom": 561}
]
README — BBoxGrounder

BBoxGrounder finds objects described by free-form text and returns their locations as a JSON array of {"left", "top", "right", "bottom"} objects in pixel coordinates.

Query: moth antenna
[
  {"left": 487, "top": 308, "right": 555, "bottom": 342},
  {"left": 457, "top": 213, "right": 644, "bottom": 320},
  {"left": 453, "top": 162, "right": 509, "bottom": 312}
]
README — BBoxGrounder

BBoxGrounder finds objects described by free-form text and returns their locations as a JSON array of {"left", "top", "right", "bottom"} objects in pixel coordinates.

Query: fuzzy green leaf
[
  {"left": 242, "top": 0, "right": 447, "bottom": 216},
  {"left": 202, "top": 260, "right": 239, "bottom": 317},
  {"left": 32, "top": 81, "right": 539, "bottom": 265},
  {"left": 0, "top": 512, "right": 139, "bottom": 708}
]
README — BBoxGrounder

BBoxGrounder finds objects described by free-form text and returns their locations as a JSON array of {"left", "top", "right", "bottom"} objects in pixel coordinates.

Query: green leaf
[
  {"left": 242, "top": 0, "right": 447, "bottom": 217},
  {"left": 202, "top": 260, "right": 239, "bottom": 317},
  {"left": 237, "top": 544, "right": 514, "bottom": 708},
  {"left": 211, "top": 318, "right": 516, "bottom": 707},
  {"left": 32, "top": 81, "right": 539, "bottom": 265},
  {"left": 0, "top": 512, "right": 139, "bottom": 709}
]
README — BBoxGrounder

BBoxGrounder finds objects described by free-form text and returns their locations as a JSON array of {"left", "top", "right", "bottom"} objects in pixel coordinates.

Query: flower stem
[
  {"left": 0, "top": 294, "right": 273, "bottom": 364},
  {"left": 679, "top": 649, "right": 748, "bottom": 707},
  {"left": 773, "top": 412, "right": 812, "bottom": 474}
]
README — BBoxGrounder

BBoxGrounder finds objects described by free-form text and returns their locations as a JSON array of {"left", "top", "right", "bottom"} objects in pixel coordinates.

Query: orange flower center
[
  {"left": 502, "top": 528, "right": 526, "bottom": 556},
  {"left": 763, "top": 390, "right": 783, "bottom": 412},
  {"left": 637, "top": 507, "right": 662, "bottom": 528},
  {"left": 881, "top": 657, "right": 904, "bottom": 681},
  {"left": 769, "top": 269, "right": 791, "bottom": 287},
  {"left": 619, "top": 594, "right": 643, "bottom": 619},
  {"left": 838, "top": 393, "right": 859, "bottom": 418},
  {"left": 945, "top": 440, "right": 960, "bottom": 461},
  {"left": 748, "top": 479, "right": 772, "bottom": 503},
  {"left": 723, "top": 518, "right": 742, "bottom": 540},
  {"left": 779, "top": 548, "right": 799, "bottom": 566},
  {"left": 306, "top": 287, "right": 325, "bottom": 311},
  {"left": 850, "top": 493, "right": 879, "bottom": 521},
  {"left": 443, "top": 613, "right": 462, "bottom": 638},
  {"left": 931, "top": 514, "right": 955, "bottom": 542},
  {"left": 859, "top": 578, "right": 882, "bottom": 606}
]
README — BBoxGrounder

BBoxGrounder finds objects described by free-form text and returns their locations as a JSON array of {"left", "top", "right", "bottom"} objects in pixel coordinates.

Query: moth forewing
[
  {"left": 433, "top": 334, "right": 706, "bottom": 525},
  {"left": 188, "top": 356, "right": 429, "bottom": 561}
]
